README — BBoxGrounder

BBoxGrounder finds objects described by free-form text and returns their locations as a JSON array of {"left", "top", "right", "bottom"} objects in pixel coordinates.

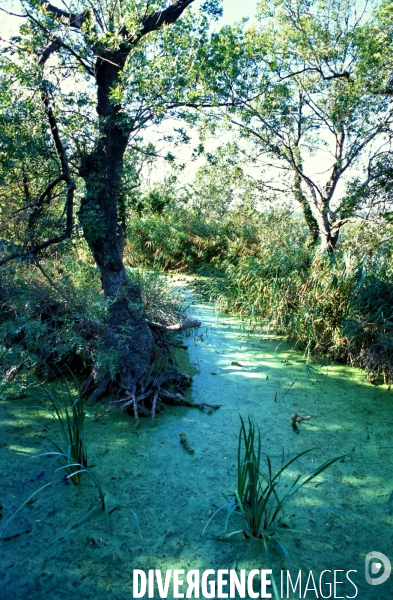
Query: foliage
[
  {"left": 36, "top": 380, "right": 87, "bottom": 485},
  {"left": 355, "top": 0, "right": 393, "bottom": 95},
  {"left": 204, "top": 415, "right": 344, "bottom": 598},
  {"left": 192, "top": 0, "right": 393, "bottom": 251},
  {"left": 0, "top": 252, "right": 188, "bottom": 386},
  {"left": 0, "top": 255, "right": 105, "bottom": 380},
  {"left": 125, "top": 208, "right": 238, "bottom": 270},
  {"left": 207, "top": 224, "right": 393, "bottom": 385},
  {"left": 127, "top": 204, "right": 393, "bottom": 385}
]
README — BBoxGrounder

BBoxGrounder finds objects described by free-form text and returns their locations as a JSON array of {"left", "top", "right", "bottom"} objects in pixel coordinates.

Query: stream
[{"left": 1, "top": 286, "right": 393, "bottom": 599}]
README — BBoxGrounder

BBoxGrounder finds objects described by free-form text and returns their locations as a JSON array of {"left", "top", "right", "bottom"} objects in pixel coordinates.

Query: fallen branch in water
[
  {"left": 294, "top": 413, "right": 311, "bottom": 422},
  {"left": 291, "top": 412, "right": 311, "bottom": 434},
  {"left": 146, "top": 319, "right": 201, "bottom": 332},
  {"left": 180, "top": 432, "right": 195, "bottom": 455}
]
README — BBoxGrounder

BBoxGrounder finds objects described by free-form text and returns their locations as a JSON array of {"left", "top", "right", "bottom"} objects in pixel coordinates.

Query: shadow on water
[{"left": 1, "top": 291, "right": 392, "bottom": 599}]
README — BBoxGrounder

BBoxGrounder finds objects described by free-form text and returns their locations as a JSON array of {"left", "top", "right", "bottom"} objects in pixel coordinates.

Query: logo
[{"left": 365, "top": 551, "right": 391, "bottom": 586}]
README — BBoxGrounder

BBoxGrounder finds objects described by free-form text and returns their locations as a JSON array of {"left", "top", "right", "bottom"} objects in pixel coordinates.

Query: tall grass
[
  {"left": 204, "top": 415, "right": 345, "bottom": 599},
  {"left": 129, "top": 207, "right": 392, "bottom": 385},
  {"left": 35, "top": 379, "right": 87, "bottom": 485},
  {"left": 205, "top": 416, "right": 344, "bottom": 540},
  {"left": 27, "top": 380, "right": 141, "bottom": 536}
]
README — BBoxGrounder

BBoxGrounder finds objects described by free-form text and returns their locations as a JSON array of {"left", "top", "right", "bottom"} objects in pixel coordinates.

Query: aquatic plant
[
  {"left": 235, "top": 416, "right": 344, "bottom": 536},
  {"left": 204, "top": 416, "right": 343, "bottom": 538},
  {"left": 37, "top": 379, "right": 87, "bottom": 485},
  {"left": 1, "top": 378, "right": 142, "bottom": 538},
  {"left": 50, "top": 455, "right": 111, "bottom": 533},
  {"left": 204, "top": 416, "right": 345, "bottom": 596},
  {"left": 0, "top": 457, "right": 112, "bottom": 536}
]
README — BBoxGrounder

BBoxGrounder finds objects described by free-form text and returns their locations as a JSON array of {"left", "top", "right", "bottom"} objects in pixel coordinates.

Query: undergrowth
[
  {"left": 0, "top": 253, "right": 187, "bottom": 391},
  {"left": 126, "top": 207, "right": 393, "bottom": 385}
]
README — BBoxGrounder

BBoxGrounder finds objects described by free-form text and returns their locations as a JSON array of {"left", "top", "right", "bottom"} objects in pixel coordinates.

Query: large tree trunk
[
  {"left": 303, "top": 178, "right": 342, "bottom": 254},
  {"left": 78, "top": 50, "right": 154, "bottom": 392},
  {"left": 14, "top": 0, "right": 203, "bottom": 423},
  {"left": 294, "top": 173, "right": 320, "bottom": 247}
]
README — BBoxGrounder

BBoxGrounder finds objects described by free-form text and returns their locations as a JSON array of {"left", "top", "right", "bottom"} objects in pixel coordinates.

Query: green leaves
[
  {"left": 235, "top": 416, "right": 346, "bottom": 537},
  {"left": 37, "top": 378, "right": 87, "bottom": 485},
  {"left": 193, "top": 0, "right": 393, "bottom": 250},
  {"left": 205, "top": 414, "right": 345, "bottom": 540}
]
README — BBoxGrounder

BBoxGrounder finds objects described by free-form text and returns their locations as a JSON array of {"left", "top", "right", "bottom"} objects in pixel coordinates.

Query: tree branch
[
  {"left": 138, "top": 0, "right": 196, "bottom": 38},
  {"left": 36, "top": 1, "right": 89, "bottom": 29},
  {"left": 12, "top": 176, "right": 66, "bottom": 215},
  {"left": 28, "top": 13, "right": 94, "bottom": 75}
]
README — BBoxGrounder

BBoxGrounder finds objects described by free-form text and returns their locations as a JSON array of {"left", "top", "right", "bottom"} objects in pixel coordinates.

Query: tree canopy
[{"left": 183, "top": 0, "right": 393, "bottom": 250}]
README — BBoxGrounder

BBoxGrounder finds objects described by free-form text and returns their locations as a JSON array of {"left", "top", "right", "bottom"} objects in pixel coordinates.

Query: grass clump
[
  {"left": 127, "top": 268, "right": 188, "bottom": 327},
  {"left": 235, "top": 416, "right": 344, "bottom": 537},
  {"left": 36, "top": 379, "right": 87, "bottom": 485},
  {"left": 205, "top": 416, "right": 343, "bottom": 540},
  {"left": 204, "top": 416, "right": 345, "bottom": 596}
]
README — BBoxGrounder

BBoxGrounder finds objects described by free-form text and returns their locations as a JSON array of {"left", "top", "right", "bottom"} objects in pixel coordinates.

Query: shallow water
[{"left": 1, "top": 289, "right": 393, "bottom": 599}]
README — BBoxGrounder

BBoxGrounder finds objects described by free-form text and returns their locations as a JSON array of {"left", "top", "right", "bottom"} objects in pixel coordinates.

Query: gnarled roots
[{"left": 83, "top": 318, "right": 220, "bottom": 428}]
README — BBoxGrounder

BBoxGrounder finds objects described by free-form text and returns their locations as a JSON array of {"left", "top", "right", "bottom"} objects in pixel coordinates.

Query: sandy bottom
[{"left": 1, "top": 289, "right": 393, "bottom": 599}]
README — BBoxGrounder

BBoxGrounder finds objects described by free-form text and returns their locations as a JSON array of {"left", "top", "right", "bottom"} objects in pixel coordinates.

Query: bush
[
  {"left": 125, "top": 208, "right": 241, "bottom": 271},
  {"left": 127, "top": 205, "right": 393, "bottom": 385},
  {"left": 201, "top": 221, "right": 393, "bottom": 386},
  {"left": 0, "top": 256, "right": 105, "bottom": 380},
  {"left": 0, "top": 254, "right": 187, "bottom": 387}
]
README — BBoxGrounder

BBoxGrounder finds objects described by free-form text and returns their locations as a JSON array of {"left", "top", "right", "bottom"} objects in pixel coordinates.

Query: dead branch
[
  {"left": 146, "top": 319, "right": 201, "bottom": 332},
  {"left": 180, "top": 432, "right": 194, "bottom": 454}
]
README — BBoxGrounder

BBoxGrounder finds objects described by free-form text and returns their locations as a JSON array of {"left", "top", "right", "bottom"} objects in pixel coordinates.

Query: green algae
[{"left": 1, "top": 288, "right": 393, "bottom": 599}]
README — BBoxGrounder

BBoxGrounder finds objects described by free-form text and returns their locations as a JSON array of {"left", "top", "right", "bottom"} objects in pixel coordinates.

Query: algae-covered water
[{"left": 1, "top": 286, "right": 393, "bottom": 599}]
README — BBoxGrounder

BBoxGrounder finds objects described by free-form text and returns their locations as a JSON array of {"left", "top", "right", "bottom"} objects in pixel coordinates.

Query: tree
[
  {"left": 355, "top": 0, "right": 393, "bottom": 96},
  {"left": 0, "top": 0, "right": 216, "bottom": 409},
  {"left": 196, "top": 0, "right": 393, "bottom": 251},
  {"left": 184, "top": 144, "right": 264, "bottom": 218}
]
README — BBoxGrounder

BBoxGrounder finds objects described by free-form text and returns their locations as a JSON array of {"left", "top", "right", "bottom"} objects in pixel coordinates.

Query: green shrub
[{"left": 0, "top": 254, "right": 188, "bottom": 388}]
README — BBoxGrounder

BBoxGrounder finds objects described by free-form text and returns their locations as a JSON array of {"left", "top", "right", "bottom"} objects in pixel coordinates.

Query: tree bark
[
  {"left": 78, "top": 48, "right": 155, "bottom": 387},
  {"left": 316, "top": 208, "right": 341, "bottom": 254},
  {"left": 294, "top": 173, "right": 320, "bottom": 246},
  {"left": 22, "top": 0, "right": 198, "bottom": 403}
]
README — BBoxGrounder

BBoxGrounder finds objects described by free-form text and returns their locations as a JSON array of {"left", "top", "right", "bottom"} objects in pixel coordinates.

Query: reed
[
  {"left": 204, "top": 415, "right": 345, "bottom": 598},
  {"left": 37, "top": 379, "right": 87, "bottom": 485}
]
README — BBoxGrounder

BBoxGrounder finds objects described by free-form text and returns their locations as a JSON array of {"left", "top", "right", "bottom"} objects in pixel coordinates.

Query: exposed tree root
[
  {"left": 83, "top": 317, "right": 219, "bottom": 427},
  {"left": 106, "top": 369, "right": 220, "bottom": 429},
  {"left": 146, "top": 319, "right": 201, "bottom": 332}
]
